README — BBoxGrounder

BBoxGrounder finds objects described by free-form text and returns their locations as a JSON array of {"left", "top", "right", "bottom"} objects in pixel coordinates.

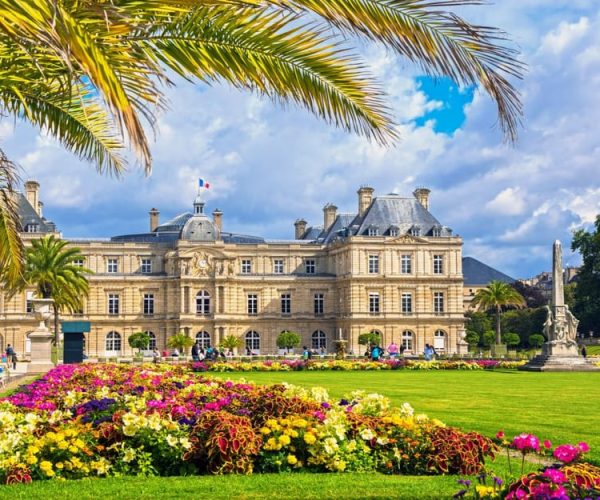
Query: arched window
[
  {"left": 105, "top": 331, "right": 122, "bottom": 354},
  {"left": 402, "top": 330, "right": 413, "bottom": 352},
  {"left": 196, "top": 290, "right": 211, "bottom": 315},
  {"left": 245, "top": 331, "right": 260, "bottom": 354},
  {"left": 196, "top": 331, "right": 211, "bottom": 349},
  {"left": 311, "top": 330, "right": 327, "bottom": 350},
  {"left": 145, "top": 331, "right": 157, "bottom": 350},
  {"left": 434, "top": 330, "right": 446, "bottom": 351}
]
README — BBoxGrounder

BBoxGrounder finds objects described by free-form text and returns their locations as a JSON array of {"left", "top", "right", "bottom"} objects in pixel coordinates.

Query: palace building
[{"left": 0, "top": 182, "right": 469, "bottom": 358}]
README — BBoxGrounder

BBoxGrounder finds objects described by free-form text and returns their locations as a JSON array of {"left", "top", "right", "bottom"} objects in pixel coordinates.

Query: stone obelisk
[{"left": 522, "top": 240, "right": 598, "bottom": 371}]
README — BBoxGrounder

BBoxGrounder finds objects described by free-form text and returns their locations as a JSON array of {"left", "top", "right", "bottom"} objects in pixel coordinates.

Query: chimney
[
  {"left": 149, "top": 208, "right": 160, "bottom": 231},
  {"left": 38, "top": 201, "right": 43, "bottom": 218},
  {"left": 323, "top": 203, "right": 337, "bottom": 231},
  {"left": 212, "top": 208, "right": 223, "bottom": 239},
  {"left": 357, "top": 186, "right": 374, "bottom": 217},
  {"left": 25, "top": 180, "right": 40, "bottom": 215},
  {"left": 294, "top": 218, "right": 307, "bottom": 239},
  {"left": 413, "top": 187, "right": 431, "bottom": 210}
]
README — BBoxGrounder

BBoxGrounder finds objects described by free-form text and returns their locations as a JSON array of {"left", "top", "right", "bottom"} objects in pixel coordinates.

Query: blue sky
[{"left": 2, "top": 2, "right": 600, "bottom": 279}]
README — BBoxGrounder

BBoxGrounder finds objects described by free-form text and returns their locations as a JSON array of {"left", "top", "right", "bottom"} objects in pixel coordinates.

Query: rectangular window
[
  {"left": 273, "top": 259, "right": 284, "bottom": 274},
  {"left": 26, "top": 224, "right": 39, "bottom": 233},
  {"left": 281, "top": 293, "right": 291, "bottom": 315},
  {"left": 26, "top": 291, "right": 34, "bottom": 313},
  {"left": 314, "top": 293, "right": 324, "bottom": 316},
  {"left": 369, "top": 292, "right": 380, "bottom": 314},
  {"left": 143, "top": 293, "right": 154, "bottom": 315},
  {"left": 368, "top": 254, "right": 379, "bottom": 274},
  {"left": 73, "top": 258, "right": 84, "bottom": 268},
  {"left": 247, "top": 294, "right": 258, "bottom": 315},
  {"left": 401, "top": 292, "right": 412, "bottom": 314},
  {"left": 434, "top": 292, "right": 444, "bottom": 314},
  {"left": 107, "top": 258, "right": 118, "bottom": 274},
  {"left": 141, "top": 258, "right": 152, "bottom": 274},
  {"left": 108, "top": 294, "right": 120, "bottom": 315},
  {"left": 241, "top": 259, "right": 252, "bottom": 274},
  {"left": 305, "top": 259, "right": 316, "bottom": 274},
  {"left": 433, "top": 254, "right": 444, "bottom": 274},
  {"left": 401, "top": 254, "right": 412, "bottom": 274}
]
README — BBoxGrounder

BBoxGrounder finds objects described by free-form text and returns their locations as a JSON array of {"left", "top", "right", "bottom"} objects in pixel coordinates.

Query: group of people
[
  {"left": 3, "top": 344, "right": 17, "bottom": 370},
  {"left": 191, "top": 343, "right": 232, "bottom": 362},
  {"left": 364, "top": 341, "right": 439, "bottom": 361},
  {"left": 301, "top": 346, "right": 327, "bottom": 360}
]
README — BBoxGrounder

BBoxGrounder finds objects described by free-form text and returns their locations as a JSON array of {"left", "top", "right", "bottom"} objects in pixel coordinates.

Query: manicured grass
[
  {"left": 208, "top": 370, "right": 600, "bottom": 464},
  {"left": 586, "top": 345, "right": 600, "bottom": 356}
]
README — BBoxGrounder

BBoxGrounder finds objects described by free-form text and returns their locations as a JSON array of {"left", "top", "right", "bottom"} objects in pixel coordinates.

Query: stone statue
[
  {"left": 542, "top": 305, "right": 552, "bottom": 340},
  {"left": 565, "top": 305, "right": 579, "bottom": 345}
]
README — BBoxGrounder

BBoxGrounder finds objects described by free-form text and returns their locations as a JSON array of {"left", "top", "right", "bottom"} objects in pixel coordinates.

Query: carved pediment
[{"left": 391, "top": 234, "right": 428, "bottom": 244}]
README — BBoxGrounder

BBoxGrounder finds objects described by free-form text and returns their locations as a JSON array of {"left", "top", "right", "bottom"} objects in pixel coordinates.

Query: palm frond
[{"left": 0, "top": 151, "right": 23, "bottom": 289}]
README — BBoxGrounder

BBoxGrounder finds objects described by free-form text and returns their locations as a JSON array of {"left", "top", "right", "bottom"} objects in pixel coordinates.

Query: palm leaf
[{"left": 0, "top": 150, "right": 23, "bottom": 288}]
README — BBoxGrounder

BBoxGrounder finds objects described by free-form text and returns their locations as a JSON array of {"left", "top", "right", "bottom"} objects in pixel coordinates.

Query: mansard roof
[
  {"left": 16, "top": 192, "right": 57, "bottom": 233},
  {"left": 462, "top": 256, "right": 515, "bottom": 286}
]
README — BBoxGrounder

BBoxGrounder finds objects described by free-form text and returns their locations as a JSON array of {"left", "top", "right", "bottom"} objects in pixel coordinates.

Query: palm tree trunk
[
  {"left": 53, "top": 304, "right": 60, "bottom": 365},
  {"left": 495, "top": 305, "right": 502, "bottom": 345}
]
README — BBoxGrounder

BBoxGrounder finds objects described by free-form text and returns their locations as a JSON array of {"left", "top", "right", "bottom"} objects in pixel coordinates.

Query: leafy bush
[{"left": 528, "top": 334, "right": 545, "bottom": 348}]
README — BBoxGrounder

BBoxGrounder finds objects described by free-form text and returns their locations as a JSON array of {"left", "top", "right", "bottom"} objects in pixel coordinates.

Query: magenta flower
[
  {"left": 512, "top": 433, "right": 540, "bottom": 453},
  {"left": 542, "top": 468, "right": 566, "bottom": 484},
  {"left": 543, "top": 439, "right": 552, "bottom": 449},
  {"left": 496, "top": 430, "right": 505, "bottom": 440},
  {"left": 553, "top": 444, "right": 580, "bottom": 464},
  {"left": 578, "top": 441, "right": 590, "bottom": 453}
]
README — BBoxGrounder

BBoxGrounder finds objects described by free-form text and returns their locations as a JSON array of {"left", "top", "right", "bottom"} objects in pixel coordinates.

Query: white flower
[
  {"left": 359, "top": 428, "right": 375, "bottom": 441},
  {"left": 166, "top": 435, "right": 178, "bottom": 447}
]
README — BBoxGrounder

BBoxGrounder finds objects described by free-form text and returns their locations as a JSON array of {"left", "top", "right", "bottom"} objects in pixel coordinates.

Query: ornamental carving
[{"left": 190, "top": 251, "right": 214, "bottom": 276}]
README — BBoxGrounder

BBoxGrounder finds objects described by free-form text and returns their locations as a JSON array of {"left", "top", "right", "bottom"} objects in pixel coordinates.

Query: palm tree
[
  {"left": 471, "top": 281, "right": 526, "bottom": 346},
  {"left": 0, "top": 0, "right": 524, "bottom": 282},
  {"left": 23, "top": 235, "right": 92, "bottom": 350}
]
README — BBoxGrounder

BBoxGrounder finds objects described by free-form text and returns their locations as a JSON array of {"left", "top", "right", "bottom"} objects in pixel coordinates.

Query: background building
[{"left": 0, "top": 182, "right": 467, "bottom": 357}]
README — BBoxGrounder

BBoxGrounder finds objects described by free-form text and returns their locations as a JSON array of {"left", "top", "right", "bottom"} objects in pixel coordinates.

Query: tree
[
  {"left": 128, "top": 331, "right": 151, "bottom": 356},
  {"left": 276, "top": 331, "right": 301, "bottom": 353},
  {"left": 220, "top": 335, "right": 242, "bottom": 353},
  {"left": 464, "top": 312, "right": 492, "bottom": 338},
  {"left": 502, "top": 332, "right": 521, "bottom": 349},
  {"left": 0, "top": 1, "right": 524, "bottom": 283},
  {"left": 471, "top": 281, "right": 526, "bottom": 346},
  {"left": 528, "top": 334, "right": 545, "bottom": 349},
  {"left": 571, "top": 217, "right": 600, "bottom": 336},
  {"left": 358, "top": 332, "right": 381, "bottom": 346},
  {"left": 167, "top": 332, "right": 195, "bottom": 357},
  {"left": 481, "top": 330, "right": 496, "bottom": 348},
  {"left": 500, "top": 308, "right": 546, "bottom": 348},
  {"left": 511, "top": 281, "right": 547, "bottom": 309},
  {"left": 22, "top": 235, "right": 91, "bottom": 351},
  {"left": 465, "top": 331, "right": 481, "bottom": 349}
]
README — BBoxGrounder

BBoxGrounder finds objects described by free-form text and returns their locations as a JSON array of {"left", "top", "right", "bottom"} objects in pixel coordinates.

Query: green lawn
[{"left": 207, "top": 370, "right": 600, "bottom": 465}]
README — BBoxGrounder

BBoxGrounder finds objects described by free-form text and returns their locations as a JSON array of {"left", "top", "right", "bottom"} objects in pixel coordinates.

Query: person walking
[
  {"left": 423, "top": 343, "right": 434, "bottom": 362},
  {"left": 5, "top": 344, "right": 17, "bottom": 370},
  {"left": 191, "top": 342, "right": 199, "bottom": 362},
  {"left": 581, "top": 345, "right": 587, "bottom": 358},
  {"left": 152, "top": 348, "right": 161, "bottom": 364},
  {"left": 387, "top": 341, "right": 399, "bottom": 358}
]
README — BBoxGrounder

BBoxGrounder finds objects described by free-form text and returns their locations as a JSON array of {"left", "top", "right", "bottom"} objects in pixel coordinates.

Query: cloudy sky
[{"left": 2, "top": 1, "right": 599, "bottom": 279}]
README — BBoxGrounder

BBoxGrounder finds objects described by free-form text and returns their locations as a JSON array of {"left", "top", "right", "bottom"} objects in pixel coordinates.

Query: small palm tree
[
  {"left": 471, "top": 281, "right": 526, "bottom": 346},
  {"left": 23, "top": 235, "right": 92, "bottom": 350},
  {"left": 167, "top": 332, "right": 195, "bottom": 358}
]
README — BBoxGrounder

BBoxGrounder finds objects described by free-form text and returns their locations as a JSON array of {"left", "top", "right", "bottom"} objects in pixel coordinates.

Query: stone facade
[{"left": 0, "top": 183, "right": 466, "bottom": 357}]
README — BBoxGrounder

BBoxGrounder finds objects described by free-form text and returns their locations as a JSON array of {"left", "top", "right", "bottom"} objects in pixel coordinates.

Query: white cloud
[
  {"left": 486, "top": 187, "right": 527, "bottom": 216},
  {"left": 540, "top": 17, "right": 589, "bottom": 55}
]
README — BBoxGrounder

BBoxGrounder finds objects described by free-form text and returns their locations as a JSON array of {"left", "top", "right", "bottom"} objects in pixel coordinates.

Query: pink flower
[
  {"left": 512, "top": 433, "right": 540, "bottom": 453},
  {"left": 578, "top": 442, "right": 590, "bottom": 453},
  {"left": 553, "top": 444, "right": 580, "bottom": 464},
  {"left": 496, "top": 430, "right": 505, "bottom": 440},
  {"left": 543, "top": 440, "right": 553, "bottom": 449},
  {"left": 543, "top": 468, "right": 566, "bottom": 484}
]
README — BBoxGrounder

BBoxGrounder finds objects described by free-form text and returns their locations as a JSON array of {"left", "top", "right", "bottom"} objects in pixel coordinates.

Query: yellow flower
[
  {"left": 69, "top": 445, "right": 79, "bottom": 454},
  {"left": 74, "top": 439, "right": 86, "bottom": 450},
  {"left": 260, "top": 427, "right": 271, "bottom": 435},
  {"left": 26, "top": 456, "right": 38, "bottom": 465},
  {"left": 28, "top": 446, "right": 39, "bottom": 455},
  {"left": 278, "top": 435, "right": 291, "bottom": 446},
  {"left": 287, "top": 454, "right": 298, "bottom": 465},
  {"left": 58, "top": 441, "right": 69, "bottom": 450},
  {"left": 40, "top": 460, "right": 52, "bottom": 471},
  {"left": 55, "top": 462, "right": 64, "bottom": 469},
  {"left": 304, "top": 433, "right": 316, "bottom": 445},
  {"left": 475, "top": 485, "right": 497, "bottom": 498}
]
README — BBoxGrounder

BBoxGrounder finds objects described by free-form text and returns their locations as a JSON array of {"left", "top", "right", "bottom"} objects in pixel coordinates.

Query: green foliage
[
  {"left": 465, "top": 330, "right": 481, "bottom": 348},
  {"left": 358, "top": 332, "right": 381, "bottom": 346},
  {"left": 465, "top": 312, "right": 492, "bottom": 337},
  {"left": 167, "top": 333, "right": 195, "bottom": 355},
  {"left": 502, "top": 332, "right": 521, "bottom": 348},
  {"left": 220, "top": 335, "right": 242, "bottom": 351},
  {"left": 571, "top": 217, "right": 600, "bottom": 336},
  {"left": 481, "top": 330, "right": 496, "bottom": 348},
  {"left": 500, "top": 308, "right": 546, "bottom": 347},
  {"left": 471, "top": 281, "right": 527, "bottom": 345},
  {"left": 128, "top": 331, "right": 151, "bottom": 353},
  {"left": 528, "top": 334, "right": 545, "bottom": 349},
  {"left": 276, "top": 331, "right": 302, "bottom": 352}
]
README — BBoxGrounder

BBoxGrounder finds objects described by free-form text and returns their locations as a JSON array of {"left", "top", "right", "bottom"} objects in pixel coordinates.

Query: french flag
[{"left": 198, "top": 178, "right": 210, "bottom": 189}]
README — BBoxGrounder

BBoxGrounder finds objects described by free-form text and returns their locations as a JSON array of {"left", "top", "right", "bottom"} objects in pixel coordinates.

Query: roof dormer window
[
  {"left": 367, "top": 226, "right": 379, "bottom": 236},
  {"left": 26, "top": 224, "right": 39, "bottom": 233},
  {"left": 409, "top": 226, "right": 420, "bottom": 237},
  {"left": 432, "top": 226, "right": 442, "bottom": 237}
]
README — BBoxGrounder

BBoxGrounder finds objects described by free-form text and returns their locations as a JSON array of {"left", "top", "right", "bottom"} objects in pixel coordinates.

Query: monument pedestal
[
  {"left": 27, "top": 329, "right": 55, "bottom": 373},
  {"left": 520, "top": 353, "right": 599, "bottom": 372}
]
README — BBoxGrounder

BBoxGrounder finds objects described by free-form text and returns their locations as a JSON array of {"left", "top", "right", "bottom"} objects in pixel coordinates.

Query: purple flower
[{"left": 543, "top": 468, "right": 567, "bottom": 484}]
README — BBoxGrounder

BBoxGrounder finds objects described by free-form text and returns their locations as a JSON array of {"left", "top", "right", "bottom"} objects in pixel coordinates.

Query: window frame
[
  {"left": 196, "top": 290, "right": 211, "bottom": 315},
  {"left": 108, "top": 293, "right": 120, "bottom": 315},
  {"left": 305, "top": 259, "right": 316, "bottom": 274},
  {"left": 433, "top": 291, "right": 445, "bottom": 314},
  {"left": 141, "top": 258, "right": 152, "bottom": 274},
  {"left": 400, "top": 254, "right": 412, "bottom": 274},
  {"left": 314, "top": 293, "right": 324, "bottom": 316},
  {"left": 241, "top": 259, "right": 252, "bottom": 275},
  {"left": 368, "top": 254, "right": 380, "bottom": 274},
  {"left": 280, "top": 293, "right": 291, "bottom": 315},
  {"left": 369, "top": 292, "right": 380, "bottom": 314},
  {"left": 107, "top": 258, "right": 119, "bottom": 274},
  {"left": 247, "top": 293, "right": 258, "bottom": 315},
  {"left": 433, "top": 254, "right": 444, "bottom": 275},
  {"left": 311, "top": 330, "right": 327, "bottom": 350},
  {"left": 143, "top": 293, "right": 155, "bottom": 316},
  {"left": 273, "top": 258, "right": 284, "bottom": 274},
  {"left": 401, "top": 292, "right": 412, "bottom": 314}
]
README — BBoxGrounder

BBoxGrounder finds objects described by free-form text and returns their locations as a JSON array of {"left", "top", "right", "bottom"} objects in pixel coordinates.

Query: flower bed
[
  {"left": 0, "top": 364, "right": 498, "bottom": 483},
  {"left": 190, "top": 359, "right": 527, "bottom": 373}
]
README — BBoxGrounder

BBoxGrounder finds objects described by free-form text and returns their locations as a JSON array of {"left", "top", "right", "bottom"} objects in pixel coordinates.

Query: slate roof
[
  {"left": 300, "top": 194, "right": 453, "bottom": 243},
  {"left": 15, "top": 192, "right": 57, "bottom": 233},
  {"left": 462, "top": 256, "right": 515, "bottom": 285}
]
